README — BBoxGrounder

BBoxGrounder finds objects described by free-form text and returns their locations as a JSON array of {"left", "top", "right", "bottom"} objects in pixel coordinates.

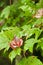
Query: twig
[{"left": 10, "top": 0, "right": 11, "bottom": 5}]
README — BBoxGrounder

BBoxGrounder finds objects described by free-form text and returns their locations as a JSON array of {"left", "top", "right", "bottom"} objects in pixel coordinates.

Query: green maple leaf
[
  {"left": 18, "top": 56, "right": 43, "bottom": 65},
  {"left": 24, "top": 38, "right": 37, "bottom": 52}
]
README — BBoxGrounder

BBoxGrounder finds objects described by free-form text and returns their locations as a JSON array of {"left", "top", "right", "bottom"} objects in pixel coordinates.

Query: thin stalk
[{"left": 10, "top": 0, "right": 11, "bottom": 5}]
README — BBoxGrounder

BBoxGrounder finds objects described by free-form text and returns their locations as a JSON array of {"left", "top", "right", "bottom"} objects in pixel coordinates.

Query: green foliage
[
  {"left": 9, "top": 48, "right": 21, "bottom": 62},
  {"left": 0, "top": 32, "right": 10, "bottom": 50},
  {"left": 1, "top": 6, "right": 10, "bottom": 19},
  {"left": 18, "top": 56, "right": 43, "bottom": 65},
  {"left": 0, "top": 0, "right": 43, "bottom": 65},
  {"left": 24, "top": 38, "right": 37, "bottom": 52},
  {"left": 37, "top": 38, "right": 43, "bottom": 50}
]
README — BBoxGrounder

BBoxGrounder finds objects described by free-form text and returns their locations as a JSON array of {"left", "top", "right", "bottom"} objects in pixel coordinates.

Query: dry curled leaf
[{"left": 33, "top": 8, "right": 43, "bottom": 18}]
